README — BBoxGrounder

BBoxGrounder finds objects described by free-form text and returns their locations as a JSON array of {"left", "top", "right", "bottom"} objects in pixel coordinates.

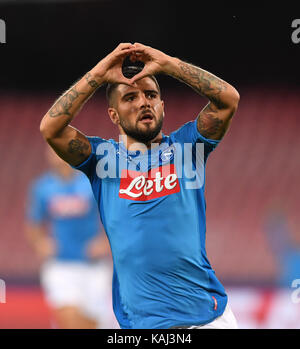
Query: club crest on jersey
[
  {"left": 160, "top": 145, "right": 175, "bottom": 163},
  {"left": 119, "top": 164, "right": 180, "bottom": 201}
]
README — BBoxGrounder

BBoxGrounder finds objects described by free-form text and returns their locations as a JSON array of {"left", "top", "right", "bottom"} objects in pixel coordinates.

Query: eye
[
  {"left": 147, "top": 92, "right": 157, "bottom": 99},
  {"left": 126, "top": 95, "right": 135, "bottom": 102}
]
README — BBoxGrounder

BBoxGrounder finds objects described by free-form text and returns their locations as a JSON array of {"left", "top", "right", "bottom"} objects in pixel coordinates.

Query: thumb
[
  {"left": 125, "top": 77, "right": 139, "bottom": 87},
  {"left": 118, "top": 77, "right": 138, "bottom": 87},
  {"left": 129, "top": 69, "right": 150, "bottom": 84}
]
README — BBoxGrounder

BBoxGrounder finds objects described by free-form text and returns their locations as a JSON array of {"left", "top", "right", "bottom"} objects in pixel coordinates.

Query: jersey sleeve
[
  {"left": 170, "top": 120, "right": 220, "bottom": 158},
  {"left": 72, "top": 136, "right": 106, "bottom": 181},
  {"left": 27, "top": 181, "right": 48, "bottom": 224}
]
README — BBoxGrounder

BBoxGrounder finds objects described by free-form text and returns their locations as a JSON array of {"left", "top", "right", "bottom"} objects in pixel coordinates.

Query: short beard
[{"left": 119, "top": 114, "right": 163, "bottom": 144}]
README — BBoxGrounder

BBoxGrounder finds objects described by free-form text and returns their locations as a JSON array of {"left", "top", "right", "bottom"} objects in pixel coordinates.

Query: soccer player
[
  {"left": 263, "top": 205, "right": 300, "bottom": 288},
  {"left": 26, "top": 147, "right": 115, "bottom": 329},
  {"left": 40, "top": 43, "right": 240, "bottom": 329}
]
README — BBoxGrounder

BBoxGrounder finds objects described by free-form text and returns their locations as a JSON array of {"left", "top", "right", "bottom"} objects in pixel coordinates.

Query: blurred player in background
[
  {"left": 26, "top": 147, "right": 116, "bottom": 329},
  {"left": 264, "top": 202, "right": 300, "bottom": 288},
  {"left": 247, "top": 202, "right": 300, "bottom": 328}
]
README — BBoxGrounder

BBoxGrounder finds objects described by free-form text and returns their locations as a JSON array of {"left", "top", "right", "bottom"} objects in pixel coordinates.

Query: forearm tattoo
[
  {"left": 175, "top": 62, "right": 227, "bottom": 108},
  {"left": 68, "top": 138, "right": 90, "bottom": 158},
  {"left": 85, "top": 72, "right": 100, "bottom": 89},
  {"left": 49, "top": 87, "right": 85, "bottom": 118}
]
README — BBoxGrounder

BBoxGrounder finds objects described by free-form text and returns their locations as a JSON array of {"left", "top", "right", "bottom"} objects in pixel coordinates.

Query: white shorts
[
  {"left": 172, "top": 303, "right": 238, "bottom": 329},
  {"left": 40, "top": 259, "right": 117, "bottom": 327}
]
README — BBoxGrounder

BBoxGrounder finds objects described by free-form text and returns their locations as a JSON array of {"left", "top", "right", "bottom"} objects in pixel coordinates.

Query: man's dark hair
[{"left": 106, "top": 65, "right": 161, "bottom": 107}]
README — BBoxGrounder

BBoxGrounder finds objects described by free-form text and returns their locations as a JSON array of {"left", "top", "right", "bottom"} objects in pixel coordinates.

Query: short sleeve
[
  {"left": 72, "top": 136, "right": 106, "bottom": 180},
  {"left": 27, "top": 181, "right": 48, "bottom": 224},
  {"left": 170, "top": 120, "right": 220, "bottom": 158}
]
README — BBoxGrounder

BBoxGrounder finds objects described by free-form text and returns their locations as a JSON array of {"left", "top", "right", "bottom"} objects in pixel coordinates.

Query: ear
[
  {"left": 161, "top": 100, "right": 165, "bottom": 118},
  {"left": 108, "top": 108, "right": 120, "bottom": 125}
]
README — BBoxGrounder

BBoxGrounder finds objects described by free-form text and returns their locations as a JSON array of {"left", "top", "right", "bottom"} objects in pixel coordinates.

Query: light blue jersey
[
  {"left": 74, "top": 120, "right": 227, "bottom": 328},
  {"left": 27, "top": 172, "right": 101, "bottom": 262}
]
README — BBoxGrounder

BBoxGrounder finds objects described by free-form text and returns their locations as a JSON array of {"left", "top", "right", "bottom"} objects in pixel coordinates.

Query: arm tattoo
[
  {"left": 85, "top": 72, "right": 100, "bottom": 89},
  {"left": 175, "top": 62, "right": 227, "bottom": 108},
  {"left": 197, "top": 103, "right": 233, "bottom": 139},
  {"left": 68, "top": 138, "right": 90, "bottom": 158},
  {"left": 49, "top": 87, "right": 85, "bottom": 118}
]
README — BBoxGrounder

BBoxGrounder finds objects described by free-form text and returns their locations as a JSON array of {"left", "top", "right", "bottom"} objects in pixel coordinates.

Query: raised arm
[
  {"left": 165, "top": 60, "right": 239, "bottom": 140},
  {"left": 129, "top": 43, "right": 240, "bottom": 140},
  {"left": 40, "top": 43, "right": 137, "bottom": 166}
]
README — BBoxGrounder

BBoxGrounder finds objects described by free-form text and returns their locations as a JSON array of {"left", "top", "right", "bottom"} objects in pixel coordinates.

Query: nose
[{"left": 139, "top": 94, "right": 150, "bottom": 109}]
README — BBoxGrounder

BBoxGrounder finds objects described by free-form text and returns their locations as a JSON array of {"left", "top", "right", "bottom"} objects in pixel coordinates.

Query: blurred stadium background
[{"left": 0, "top": 0, "right": 300, "bottom": 328}]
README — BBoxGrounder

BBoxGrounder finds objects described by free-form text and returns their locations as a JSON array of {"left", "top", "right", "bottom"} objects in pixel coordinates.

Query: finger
[
  {"left": 116, "top": 43, "right": 134, "bottom": 50},
  {"left": 132, "top": 52, "right": 143, "bottom": 58},
  {"left": 133, "top": 42, "right": 147, "bottom": 50},
  {"left": 129, "top": 51, "right": 142, "bottom": 61},
  {"left": 118, "top": 78, "right": 138, "bottom": 88},
  {"left": 114, "top": 47, "right": 137, "bottom": 58},
  {"left": 133, "top": 43, "right": 152, "bottom": 55},
  {"left": 129, "top": 54, "right": 137, "bottom": 62},
  {"left": 129, "top": 50, "right": 149, "bottom": 63},
  {"left": 113, "top": 72, "right": 139, "bottom": 87},
  {"left": 129, "top": 70, "right": 150, "bottom": 84}
]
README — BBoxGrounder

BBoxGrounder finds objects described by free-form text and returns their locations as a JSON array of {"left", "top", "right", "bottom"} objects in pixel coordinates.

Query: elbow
[
  {"left": 227, "top": 87, "right": 240, "bottom": 112},
  {"left": 39, "top": 119, "right": 47, "bottom": 138},
  {"left": 216, "top": 85, "right": 240, "bottom": 112},
  {"left": 233, "top": 88, "right": 240, "bottom": 105},
  {"left": 40, "top": 117, "right": 55, "bottom": 141}
]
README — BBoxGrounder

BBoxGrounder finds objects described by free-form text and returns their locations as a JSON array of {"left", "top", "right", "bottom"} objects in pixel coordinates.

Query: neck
[{"left": 120, "top": 132, "right": 163, "bottom": 152}]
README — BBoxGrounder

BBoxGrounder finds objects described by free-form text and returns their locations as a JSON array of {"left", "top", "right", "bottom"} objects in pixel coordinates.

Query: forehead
[{"left": 116, "top": 77, "right": 159, "bottom": 97}]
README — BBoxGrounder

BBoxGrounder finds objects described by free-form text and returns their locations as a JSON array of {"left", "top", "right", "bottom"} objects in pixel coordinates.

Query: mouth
[{"left": 138, "top": 112, "right": 154, "bottom": 123}]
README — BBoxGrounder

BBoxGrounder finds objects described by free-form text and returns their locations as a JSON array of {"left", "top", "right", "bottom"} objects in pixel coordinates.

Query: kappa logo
[
  {"left": 119, "top": 164, "right": 180, "bottom": 201},
  {"left": 160, "top": 145, "right": 175, "bottom": 162}
]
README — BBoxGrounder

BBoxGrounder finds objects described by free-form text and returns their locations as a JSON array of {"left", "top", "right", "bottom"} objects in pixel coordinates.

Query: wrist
[
  {"left": 161, "top": 56, "right": 181, "bottom": 76},
  {"left": 87, "top": 68, "right": 106, "bottom": 86}
]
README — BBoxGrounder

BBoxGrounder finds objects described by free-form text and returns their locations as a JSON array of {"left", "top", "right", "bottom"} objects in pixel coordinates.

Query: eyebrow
[
  {"left": 121, "top": 91, "right": 137, "bottom": 100},
  {"left": 121, "top": 90, "right": 159, "bottom": 100},
  {"left": 144, "top": 89, "right": 159, "bottom": 95}
]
